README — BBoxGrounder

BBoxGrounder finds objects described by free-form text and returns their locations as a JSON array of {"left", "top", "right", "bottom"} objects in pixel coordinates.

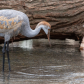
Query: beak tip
[
  {"left": 50, "top": 44, "right": 51, "bottom": 47},
  {"left": 47, "top": 31, "right": 51, "bottom": 47}
]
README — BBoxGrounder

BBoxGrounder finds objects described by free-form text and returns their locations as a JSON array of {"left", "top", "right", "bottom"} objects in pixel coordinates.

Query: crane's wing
[
  {"left": 0, "top": 16, "right": 23, "bottom": 31},
  {"left": 0, "top": 9, "right": 26, "bottom": 41},
  {"left": 0, "top": 9, "right": 25, "bottom": 33}
]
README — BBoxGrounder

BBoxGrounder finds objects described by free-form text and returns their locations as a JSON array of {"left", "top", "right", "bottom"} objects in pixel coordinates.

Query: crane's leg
[
  {"left": 2, "top": 42, "right": 6, "bottom": 72},
  {"left": 6, "top": 41, "right": 11, "bottom": 71}
]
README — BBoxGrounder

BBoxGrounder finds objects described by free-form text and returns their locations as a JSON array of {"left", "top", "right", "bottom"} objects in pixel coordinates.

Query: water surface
[{"left": 0, "top": 39, "right": 84, "bottom": 84}]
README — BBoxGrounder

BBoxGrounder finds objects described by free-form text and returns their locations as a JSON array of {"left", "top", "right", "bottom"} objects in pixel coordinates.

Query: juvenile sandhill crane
[{"left": 0, "top": 9, "right": 51, "bottom": 72}]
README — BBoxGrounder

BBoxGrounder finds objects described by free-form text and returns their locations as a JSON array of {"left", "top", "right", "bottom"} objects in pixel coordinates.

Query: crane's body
[
  {"left": 0, "top": 9, "right": 35, "bottom": 41},
  {"left": 0, "top": 9, "right": 51, "bottom": 72}
]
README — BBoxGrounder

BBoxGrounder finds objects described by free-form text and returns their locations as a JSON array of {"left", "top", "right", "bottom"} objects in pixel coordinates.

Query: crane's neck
[{"left": 22, "top": 25, "right": 43, "bottom": 38}]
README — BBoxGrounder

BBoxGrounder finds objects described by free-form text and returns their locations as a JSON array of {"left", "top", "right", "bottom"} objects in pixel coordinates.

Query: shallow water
[{"left": 0, "top": 39, "right": 84, "bottom": 84}]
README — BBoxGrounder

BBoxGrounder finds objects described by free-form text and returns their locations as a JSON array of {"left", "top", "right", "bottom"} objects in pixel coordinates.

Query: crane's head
[{"left": 37, "top": 21, "right": 51, "bottom": 47}]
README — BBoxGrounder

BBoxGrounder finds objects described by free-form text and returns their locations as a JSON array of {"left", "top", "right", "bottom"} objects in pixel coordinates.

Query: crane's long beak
[{"left": 47, "top": 30, "right": 51, "bottom": 47}]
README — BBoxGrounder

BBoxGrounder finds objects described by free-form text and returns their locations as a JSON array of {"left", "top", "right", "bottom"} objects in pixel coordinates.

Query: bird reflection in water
[{"left": 2, "top": 72, "right": 10, "bottom": 84}]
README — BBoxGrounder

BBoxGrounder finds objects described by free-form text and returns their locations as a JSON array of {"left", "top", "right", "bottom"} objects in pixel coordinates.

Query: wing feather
[{"left": 0, "top": 15, "right": 23, "bottom": 33}]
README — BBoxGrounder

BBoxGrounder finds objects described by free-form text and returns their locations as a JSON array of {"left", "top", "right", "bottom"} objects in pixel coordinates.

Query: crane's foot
[{"left": 2, "top": 41, "right": 11, "bottom": 72}]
